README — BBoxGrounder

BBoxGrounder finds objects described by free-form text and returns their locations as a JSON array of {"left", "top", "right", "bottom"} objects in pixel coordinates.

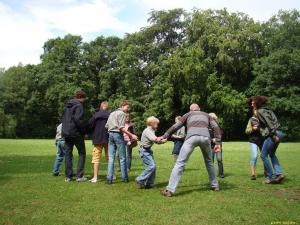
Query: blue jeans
[
  {"left": 53, "top": 139, "right": 66, "bottom": 175},
  {"left": 260, "top": 130, "right": 285, "bottom": 179},
  {"left": 249, "top": 143, "right": 259, "bottom": 166},
  {"left": 117, "top": 141, "right": 133, "bottom": 170},
  {"left": 107, "top": 132, "right": 128, "bottom": 181},
  {"left": 172, "top": 140, "right": 184, "bottom": 155},
  {"left": 136, "top": 147, "right": 156, "bottom": 187}
]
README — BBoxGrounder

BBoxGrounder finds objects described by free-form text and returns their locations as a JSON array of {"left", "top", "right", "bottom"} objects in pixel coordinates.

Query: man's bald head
[{"left": 190, "top": 103, "right": 200, "bottom": 111}]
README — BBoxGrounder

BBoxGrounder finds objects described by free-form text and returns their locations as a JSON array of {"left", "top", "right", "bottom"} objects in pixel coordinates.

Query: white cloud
[
  {"left": 0, "top": 0, "right": 299, "bottom": 68},
  {"left": 0, "top": 0, "right": 132, "bottom": 68}
]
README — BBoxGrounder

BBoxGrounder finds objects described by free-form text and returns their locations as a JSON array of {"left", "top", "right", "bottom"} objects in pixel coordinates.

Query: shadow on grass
[{"left": 175, "top": 181, "right": 237, "bottom": 197}]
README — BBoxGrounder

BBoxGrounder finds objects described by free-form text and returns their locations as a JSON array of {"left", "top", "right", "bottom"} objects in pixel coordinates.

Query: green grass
[{"left": 0, "top": 140, "right": 299, "bottom": 225}]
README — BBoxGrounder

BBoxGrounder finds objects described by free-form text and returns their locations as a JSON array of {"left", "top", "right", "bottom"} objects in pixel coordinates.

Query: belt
[{"left": 140, "top": 146, "right": 151, "bottom": 150}]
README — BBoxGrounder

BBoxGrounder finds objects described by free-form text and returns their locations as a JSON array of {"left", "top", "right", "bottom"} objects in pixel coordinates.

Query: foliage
[{"left": 0, "top": 9, "right": 299, "bottom": 139}]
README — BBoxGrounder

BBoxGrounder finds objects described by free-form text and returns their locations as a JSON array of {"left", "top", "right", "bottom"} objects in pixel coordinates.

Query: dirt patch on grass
[{"left": 252, "top": 187, "right": 300, "bottom": 201}]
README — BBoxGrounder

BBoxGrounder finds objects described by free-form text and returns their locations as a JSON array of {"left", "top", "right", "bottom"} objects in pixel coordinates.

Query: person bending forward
[{"left": 161, "top": 104, "right": 222, "bottom": 197}]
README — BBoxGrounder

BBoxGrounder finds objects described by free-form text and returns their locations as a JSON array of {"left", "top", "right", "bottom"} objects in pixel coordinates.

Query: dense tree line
[{"left": 0, "top": 9, "right": 299, "bottom": 139}]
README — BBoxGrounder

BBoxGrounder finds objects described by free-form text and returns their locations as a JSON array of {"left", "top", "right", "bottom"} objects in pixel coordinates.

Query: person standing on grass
[
  {"left": 171, "top": 116, "right": 185, "bottom": 161},
  {"left": 161, "top": 104, "right": 221, "bottom": 197},
  {"left": 123, "top": 114, "right": 137, "bottom": 171},
  {"left": 136, "top": 116, "right": 167, "bottom": 189},
  {"left": 52, "top": 123, "right": 66, "bottom": 176},
  {"left": 62, "top": 90, "right": 88, "bottom": 182},
  {"left": 89, "top": 101, "right": 110, "bottom": 183},
  {"left": 105, "top": 100, "right": 138, "bottom": 184},
  {"left": 249, "top": 96, "right": 285, "bottom": 184},
  {"left": 245, "top": 111, "right": 264, "bottom": 180},
  {"left": 209, "top": 113, "right": 224, "bottom": 178}
]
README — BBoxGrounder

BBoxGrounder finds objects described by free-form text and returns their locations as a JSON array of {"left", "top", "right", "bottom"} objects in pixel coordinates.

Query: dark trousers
[{"left": 64, "top": 136, "right": 86, "bottom": 179}]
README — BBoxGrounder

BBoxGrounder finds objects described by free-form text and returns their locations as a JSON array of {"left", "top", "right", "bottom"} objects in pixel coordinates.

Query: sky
[{"left": 0, "top": 0, "right": 299, "bottom": 68}]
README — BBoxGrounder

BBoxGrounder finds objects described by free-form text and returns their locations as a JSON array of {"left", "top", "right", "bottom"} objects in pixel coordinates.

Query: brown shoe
[
  {"left": 161, "top": 189, "right": 174, "bottom": 197},
  {"left": 136, "top": 181, "right": 145, "bottom": 189},
  {"left": 275, "top": 174, "right": 285, "bottom": 183}
]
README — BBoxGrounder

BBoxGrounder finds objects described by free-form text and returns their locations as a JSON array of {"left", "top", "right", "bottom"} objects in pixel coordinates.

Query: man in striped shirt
[{"left": 161, "top": 104, "right": 221, "bottom": 197}]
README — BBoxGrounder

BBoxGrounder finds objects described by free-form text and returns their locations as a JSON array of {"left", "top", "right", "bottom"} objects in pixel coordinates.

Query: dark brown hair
[
  {"left": 248, "top": 96, "right": 268, "bottom": 109},
  {"left": 119, "top": 100, "right": 129, "bottom": 107},
  {"left": 74, "top": 90, "right": 87, "bottom": 99}
]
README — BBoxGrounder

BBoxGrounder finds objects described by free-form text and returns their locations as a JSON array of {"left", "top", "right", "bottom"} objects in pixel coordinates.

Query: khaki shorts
[{"left": 92, "top": 144, "right": 108, "bottom": 163}]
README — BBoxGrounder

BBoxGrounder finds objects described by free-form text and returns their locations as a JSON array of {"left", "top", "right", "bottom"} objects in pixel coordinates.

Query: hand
[
  {"left": 212, "top": 138, "right": 216, "bottom": 144},
  {"left": 272, "top": 135, "right": 280, "bottom": 143},
  {"left": 131, "top": 134, "right": 138, "bottom": 141},
  {"left": 156, "top": 136, "right": 163, "bottom": 142},
  {"left": 160, "top": 138, "right": 168, "bottom": 144},
  {"left": 214, "top": 145, "right": 221, "bottom": 153}
]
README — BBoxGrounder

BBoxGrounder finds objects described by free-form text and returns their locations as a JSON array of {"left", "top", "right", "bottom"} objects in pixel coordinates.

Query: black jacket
[
  {"left": 62, "top": 99, "right": 87, "bottom": 138},
  {"left": 89, "top": 110, "right": 110, "bottom": 145}
]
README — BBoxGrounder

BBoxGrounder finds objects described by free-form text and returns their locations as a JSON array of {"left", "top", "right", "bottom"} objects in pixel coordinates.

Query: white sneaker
[
  {"left": 89, "top": 178, "right": 98, "bottom": 183},
  {"left": 76, "top": 177, "right": 88, "bottom": 182}
]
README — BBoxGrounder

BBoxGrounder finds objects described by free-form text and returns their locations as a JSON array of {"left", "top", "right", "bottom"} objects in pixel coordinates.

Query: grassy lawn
[{"left": 0, "top": 140, "right": 299, "bottom": 225}]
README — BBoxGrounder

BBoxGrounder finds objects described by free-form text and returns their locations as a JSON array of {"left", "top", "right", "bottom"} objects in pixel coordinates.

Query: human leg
[
  {"left": 107, "top": 133, "right": 117, "bottom": 182},
  {"left": 199, "top": 137, "right": 219, "bottom": 189},
  {"left": 64, "top": 138, "right": 74, "bottom": 179},
  {"left": 136, "top": 148, "right": 156, "bottom": 187},
  {"left": 166, "top": 137, "right": 197, "bottom": 193},
  {"left": 249, "top": 143, "right": 258, "bottom": 178},
  {"left": 74, "top": 136, "right": 86, "bottom": 179},
  {"left": 53, "top": 140, "right": 66, "bottom": 176}
]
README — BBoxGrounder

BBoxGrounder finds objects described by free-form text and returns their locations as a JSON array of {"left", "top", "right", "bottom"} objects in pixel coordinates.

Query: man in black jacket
[{"left": 62, "top": 90, "right": 88, "bottom": 182}]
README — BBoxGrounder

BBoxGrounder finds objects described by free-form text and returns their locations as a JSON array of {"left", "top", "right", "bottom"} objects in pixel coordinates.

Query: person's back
[
  {"left": 164, "top": 110, "right": 221, "bottom": 144},
  {"left": 62, "top": 99, "right": 86, "bottom": 138},
  {"left": 91, "top": 110, "right": 110, "bottom": 144}
]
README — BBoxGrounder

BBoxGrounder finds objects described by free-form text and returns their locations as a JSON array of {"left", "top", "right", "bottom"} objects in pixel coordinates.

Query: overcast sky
[{"left": 0, "top": 0, "right": 299, "bottom": 68}]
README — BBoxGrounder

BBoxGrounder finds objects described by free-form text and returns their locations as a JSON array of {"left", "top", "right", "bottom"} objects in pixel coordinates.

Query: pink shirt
[{"left": 123, "top": 123, "right": 131, "bottom": 141}]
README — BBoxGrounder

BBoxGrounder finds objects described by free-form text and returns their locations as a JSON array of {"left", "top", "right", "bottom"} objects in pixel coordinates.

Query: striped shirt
[{"left": 163, "top": 110, "right": 222, "bottom": 144}]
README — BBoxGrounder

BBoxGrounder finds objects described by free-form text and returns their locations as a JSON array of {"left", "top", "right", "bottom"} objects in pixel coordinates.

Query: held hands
[
  {"left": 272, "top": 135, "right": 280, "bottom": 143},
  {"left": 157, "top": 136, "right": 167, "bottom": 144},
  {"left": 131, "top": 134, "right": 138, "bottom": 141}
]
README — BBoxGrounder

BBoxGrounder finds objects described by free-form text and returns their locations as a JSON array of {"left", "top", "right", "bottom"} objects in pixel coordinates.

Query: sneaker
[
  {"left": 275, "top": 174, "right": 285, "bottom": 183},
  {"left": 251, "top": 175, "right": 257, "bottom": 180},
  {"left": 161, "top": 189, "right": 174, "bottom": 197},
  {"left": 263, "top": 178, "right": 277, "bottom": 184},
  {"left": 145, "top": 184, "right": 155, "bottom": 189},
  {"left": 136, "top": 181, "right": 145, "bottom": 189},
  {"left": 212, "top": 186, "right": 220, "bottom": 191},
  {"left": 89, "top": 178, "right": 98, "bottom": 183},
  {"left": 219, "top": 174, "right": 225, "bottom": 179},
  {"left": 76, "top": 177, "right": 88, "bottom": 182},
  {"left": 106, "top": 180, "right": 113, "bottom": 185},
  {"left": 65, "top": 177, "right": 73, "bottom": 182}
]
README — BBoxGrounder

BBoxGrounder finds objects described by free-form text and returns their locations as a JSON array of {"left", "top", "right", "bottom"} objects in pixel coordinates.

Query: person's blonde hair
[
  {"left": 146, "top": 116, "right": 159, "bottom": 126},
  {"left": 209, "top": 113, "right": 218, "bottom": 120},
  {"left": 100, "top": 101, "right": 108, "bottom": 110}
]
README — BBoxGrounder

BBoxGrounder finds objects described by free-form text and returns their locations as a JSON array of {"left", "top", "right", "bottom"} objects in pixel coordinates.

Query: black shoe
[
  {"left": 219, "top": 174, "right": 225, "bottom": 178},
  {"left": 106, "top": 180, "right": 113, "bottom": 185},
  {"left": 52, "top": 172, "right": 59, "bottom": 176},
  {"left": 251, "top": 175, "right": 257, "bottom": 180}
]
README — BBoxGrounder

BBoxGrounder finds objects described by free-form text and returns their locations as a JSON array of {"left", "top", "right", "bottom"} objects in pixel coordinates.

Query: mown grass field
[{"left": 0, "top": 140, "right": 299, "bottom": 225}]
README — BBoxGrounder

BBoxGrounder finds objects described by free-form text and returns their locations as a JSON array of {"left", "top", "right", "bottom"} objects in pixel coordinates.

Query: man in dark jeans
[{"left": 62, "top": 90, "right": 88, "bottom": 182}]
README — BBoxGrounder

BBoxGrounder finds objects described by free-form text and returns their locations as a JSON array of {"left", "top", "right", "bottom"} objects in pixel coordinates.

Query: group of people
[
  {"left": 52, "top": 90, "right": 284, "bottom": 197},
  {"left": 246, "top": 96, "right": 285, "bottom": 184}
]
